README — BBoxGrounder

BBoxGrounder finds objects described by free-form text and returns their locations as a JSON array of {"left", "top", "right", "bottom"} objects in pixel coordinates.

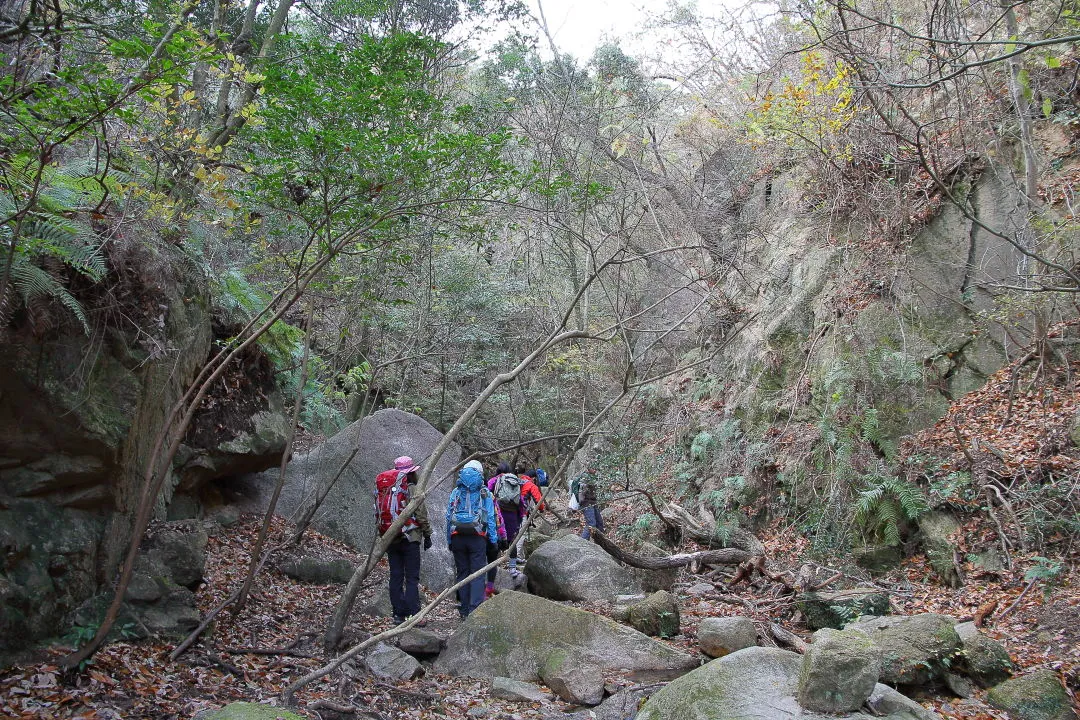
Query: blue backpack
[
  {"left": 450, "top": 486, "right": 490, "bottom": 535},
  {"left": 535, "top": 468, "right": 549, "bottom": 487}
]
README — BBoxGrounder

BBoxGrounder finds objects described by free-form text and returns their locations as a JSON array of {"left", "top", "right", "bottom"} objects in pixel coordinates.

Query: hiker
[
  {"left": 488, "top": 462, "right": 544, "bottom": 579},
  {"left": 446, "top": 459, "right": 498, "bottom": 618},
  {"left": 514, "top": 468, "right": 546, "bottom": 568},
  {"left": 374, "top": 456, "right": 432, "bottom": 625},
  {"left": 572, "top": 470, "right": 604, "bottom": 539},
  {"left": 485, "top": 489, "right": 509, "bottom": 600}
]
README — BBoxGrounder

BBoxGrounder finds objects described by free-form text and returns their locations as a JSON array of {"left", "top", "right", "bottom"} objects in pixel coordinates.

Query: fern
[
  {"left": 690, "top": 430, "right": 714, "bottom": 462},
  {"left": 854, "top": 474, "right": 928, "bottom": 545},
  {"left": 10, "top": 257, "right": 91, "bottom": 334}
]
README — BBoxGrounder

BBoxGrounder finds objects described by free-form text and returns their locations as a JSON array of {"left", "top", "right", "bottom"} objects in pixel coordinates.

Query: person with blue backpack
[{"left": 446, "top": 459, "right": 498, "bottom": 618}]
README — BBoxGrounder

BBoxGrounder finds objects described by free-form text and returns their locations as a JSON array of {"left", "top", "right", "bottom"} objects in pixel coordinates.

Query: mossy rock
[
  {"left": 987, "top": 670, "right": 1076, "bottom": 720},
  {"left": 853, "top": 544, "right": 902, "bottom": 574},
  {"left": 194, "top": 702, "right": 306, "bottom": 720},
  {"left": 797, "top": 588, "right": 890, "bottom": 630}
]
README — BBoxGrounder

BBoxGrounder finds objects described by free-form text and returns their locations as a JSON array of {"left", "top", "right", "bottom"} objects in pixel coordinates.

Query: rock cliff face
[
  {"left": 0, "top": 245, "right": 286, "bottom": 661},
  {"left": 716, "top": 163, "right": 1032, "bottom": 440},
  {"left": 0, "top": 246, "right": 213, "bottom": 660}
]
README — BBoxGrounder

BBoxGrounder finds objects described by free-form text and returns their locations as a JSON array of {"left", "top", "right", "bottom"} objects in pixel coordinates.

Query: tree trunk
[{"left": 590, "top": 530, "right": 750, "bottom": 569}]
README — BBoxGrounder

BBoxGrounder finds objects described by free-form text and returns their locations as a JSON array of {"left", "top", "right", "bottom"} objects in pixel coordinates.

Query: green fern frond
[
  {"left": 11, "top": 258, "right": 90, "bottom": 334},
  {"left": 861, "top": 408, "right": 882, "bottom": 444}
]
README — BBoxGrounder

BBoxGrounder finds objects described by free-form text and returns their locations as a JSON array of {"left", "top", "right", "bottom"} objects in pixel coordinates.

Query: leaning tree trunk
[
  {"left": 590, "top": 530, "right": 750, "bottom": 569},
  {"left": 660, "top": 502, "right": 765, "bottom": 557}
]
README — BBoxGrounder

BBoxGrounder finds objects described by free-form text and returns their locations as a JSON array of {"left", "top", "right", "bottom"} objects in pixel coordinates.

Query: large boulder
[
  {"left": 798, "top": 628, "right": 882, "bottom": 713},
  {"left": 846, "top": 614, "right": 961, "bottom": 686},
  {"left": 525, "top": 535, "right": 641, "bottom": 602},
  {"left": 698, "top": 616, "right": 758, "bottom": 658},
  {"left": 235, "top": 408, "right": 459, "bottom": 590},
  {"left": 432, "top": 590, "right": 697, "bottom": 682},
  {"left": 954, "top": 621, "right": 1013, "bottom": 687},
  {"left": 636, "top": 646, "right": 940, "bottom": 720},
  {"left": 986, "top": 670, "right": 1077, "bottom": 720},
  {"left": 797, "top": 587, "right": 890, "bottom": 630}
]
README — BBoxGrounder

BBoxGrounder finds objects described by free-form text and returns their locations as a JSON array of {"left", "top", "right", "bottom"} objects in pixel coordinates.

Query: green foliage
[
  {"left": 1, "top": 160, "right": 110, "bottom": 334},
  {"left": 1024, "top": 556, "right": 1063, "bottom": 596},
  {"left": 854, "top": 474, "right": 928, "bottom": 545},
  {"left": 618, "top": 512, "right": 657, "bottom": 543},
  {"left": 690, "top": 431, "right": 714, "bottom": 462}
]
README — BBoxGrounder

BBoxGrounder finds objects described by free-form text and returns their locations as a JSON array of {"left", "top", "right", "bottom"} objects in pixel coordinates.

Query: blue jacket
[{"left": 446, "top": 465, "right": 498, "bottom": 544}]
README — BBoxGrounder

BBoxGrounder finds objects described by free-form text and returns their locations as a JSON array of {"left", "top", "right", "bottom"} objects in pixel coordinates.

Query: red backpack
[{"left": 374, "top": 470, "right": 419, "bottom": 535}]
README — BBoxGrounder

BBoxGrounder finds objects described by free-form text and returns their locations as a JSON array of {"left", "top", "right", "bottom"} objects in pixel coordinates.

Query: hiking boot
[{"left": 392, "top": 615, "right": 406, "bottom": 625}]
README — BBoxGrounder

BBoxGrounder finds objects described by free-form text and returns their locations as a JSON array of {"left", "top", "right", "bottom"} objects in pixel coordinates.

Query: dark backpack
[
  {"left": 535, "top": 468, "right": 549, "bottom": 487},
  {"left": 374, "top": 470, "right": 418, "bottom": 535},
  {"left": 449, "top": 486, "right": 489, "bottom": 535},
  {"left": 494, "top": 473, "right": 523, "bottom": 510}
]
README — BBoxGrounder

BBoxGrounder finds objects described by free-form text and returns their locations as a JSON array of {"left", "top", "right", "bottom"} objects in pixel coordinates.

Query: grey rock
[
  {"left": 365, "top": 642, "right": 424, "bottom": 681},
  {"left": 396, "top": 629, "right": 444, "bottom": 656},
  {"left": 698, "top": 616, "right": 758, "bottom": 658},
  {"left": 362, "top": 587, "right": 394, "bottom": 618},
  {"left": 626, "top": 591, "right": 680, "bottom": 637},
  {"left": 945, "top": 672, "right": 975, "bottom": 699},
  {"left": 797, "top": 587, "right": 890, "bottom": 630},
  {"left": 525, "top": 535, "right": 641, "bottom": 602},
  {"left": 541, "top": 653, "right": 605, "bottom": 706},
  {"left": 586, "top": 685, "right": 662, "bottom": 720},
  {"left": 433, "top": 590, "right": 697, "bottom": 682},
  {"left": 853, "top": 544, "right": 903, "bottom": 574},
  {"left": 986, "top": 670, "right": 1077, "bottom": 720},
  {"left": 687, "top": 582, "right": 715, "bottom": 596},
  {"left": 176, "top": 389, "right": 290, "bottom": 492},
  {"left": 635, "top": 542, "right": 680, "bottom": 592},
  {"left": 846, "top": 613, "right": 961, "bottom": 685},
  {"left": 798, "top": 628, "right": 882, "bottom": 713},
  {"left": 491, "top": 676, "right": 550, "bottom": 702},
  {"left": 235, "top": 408, "right": 459, "bottom": 591},
  {"left": 125, "top": 570, "right": 164, "bottom": 603},
  {"left": 954, "top": 621, "right": 1013, "bottom": 687},
  {"left": 278, "top": 555, "right": 356, "bottom": 585},
  {"left": 918, "top": 511, "right": 962, "bottom": 587},
  {"left": 143, "top": 521, "right": 208, "bottom": 589},
  {"left": 637, "top": 646, "right": 940, "bottom": 720}
]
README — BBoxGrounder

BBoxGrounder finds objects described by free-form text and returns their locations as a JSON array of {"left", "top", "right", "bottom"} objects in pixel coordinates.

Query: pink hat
[{"left": 394, "top": 456, "right": 420, "bottom": 472}]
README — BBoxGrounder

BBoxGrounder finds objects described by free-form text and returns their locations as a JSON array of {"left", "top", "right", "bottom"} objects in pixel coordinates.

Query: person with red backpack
[
  {"left": 445, "top": 459, "right": 497, "bottom": 618},
  {"left": 375, "top": 456, "right": 432, "bottom": 625}
]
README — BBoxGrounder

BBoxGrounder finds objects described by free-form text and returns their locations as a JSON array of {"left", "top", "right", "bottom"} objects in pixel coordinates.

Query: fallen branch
[
  {"left": 997, "top": 576, "right": 1038, "bottom": 621},
  {"left": 590, "top": 529, "right": 750, "bottom": 569},
  {"left": 769, "top": 623, "right": 808, "bottom": 653}
]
